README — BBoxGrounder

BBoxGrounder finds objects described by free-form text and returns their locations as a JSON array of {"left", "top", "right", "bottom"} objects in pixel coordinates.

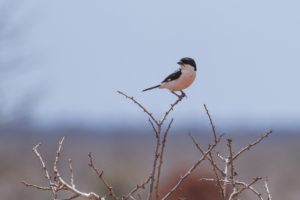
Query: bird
[{"left": 142, "top": 57, "right": 196, "bottom": 97}]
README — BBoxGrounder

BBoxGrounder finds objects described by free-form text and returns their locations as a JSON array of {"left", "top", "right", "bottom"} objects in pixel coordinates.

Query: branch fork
[{"left": 22, "top": 91, "right": 273, "bottom": 200}]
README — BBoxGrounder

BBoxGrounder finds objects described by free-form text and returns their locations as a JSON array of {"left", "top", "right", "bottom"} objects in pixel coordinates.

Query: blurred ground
[
  {"left": 0, "top": 128, "right": 299, "bottom": 200},
  {"left": 1, "top": 1, "right": 300, "bottom": 200}
]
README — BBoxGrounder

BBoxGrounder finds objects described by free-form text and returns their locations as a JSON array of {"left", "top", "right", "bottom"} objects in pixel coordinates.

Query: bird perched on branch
[{"left": 142, "top": 57, "right": 196, "bottom": 97}]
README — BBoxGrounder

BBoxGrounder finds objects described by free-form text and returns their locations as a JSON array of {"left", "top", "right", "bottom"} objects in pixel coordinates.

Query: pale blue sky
[{"left": 2, "top": 0, "right": 300, "bottom": 128}]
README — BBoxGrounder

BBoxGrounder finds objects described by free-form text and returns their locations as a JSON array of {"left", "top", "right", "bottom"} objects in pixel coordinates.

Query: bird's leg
[
  {"left": 171, "top": 91, "right": 181, "bottom": 98},
  {"left": 180, "top": 90, "right": 187, "bottom": 98}
]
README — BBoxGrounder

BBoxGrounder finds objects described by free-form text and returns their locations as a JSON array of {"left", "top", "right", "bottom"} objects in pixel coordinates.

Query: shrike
[{"left": 142, "top": 57, "right": 196, "bottom": 97}]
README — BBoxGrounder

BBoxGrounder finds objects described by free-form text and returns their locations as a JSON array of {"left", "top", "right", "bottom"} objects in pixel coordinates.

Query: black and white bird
[{"left": 142, "top": 57, "right": 196, "bottom": 97}]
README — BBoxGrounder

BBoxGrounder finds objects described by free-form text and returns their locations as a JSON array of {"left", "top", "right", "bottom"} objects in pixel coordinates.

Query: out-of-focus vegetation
[{"left": 1, "top": 129, "right": 300, "bottom": 199}]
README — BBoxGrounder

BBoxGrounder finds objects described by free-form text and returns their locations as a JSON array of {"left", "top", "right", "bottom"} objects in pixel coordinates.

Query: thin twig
[
  {"left": 21, "top": 181, "right": 52, "bottom": 190},
  {"left": 32, "top": 142, "right": 57, "bottom": 198},
  {"left": 227, "top": 139, "right": 236, "bottom": 193},
  {"left": 161, "top": 135, "right": 221, "bottom": 200},
  {"left": 233, "top": 130, "right": 272, "bottom": 160},
  {"left": 118, "top": 91, "right": 183, "bottom": 200},
  {"left": 236, "top": 180, "right": 263, "bottom": 200},
  {"left": 123, "top": 176, "right": 152, "bottom": 200},
  {"left": 32, "top": 143, "right": 51, "bottom": 181},
  {"left": 189, "top": 133, "right": 225, "bottom": 177},
  {"left": 204, "top": 104, "right": 217, "bottom": 143},
  {"left": 128, "top": 196, "right": 137, "bottom": 200},
  {"left": 57, "top": 176, "right": 101, "bottom": 200},
  {"left": 159, "top": 95, "right": 184, "bottom": 125},
  {"left": 53, "top": 136, "right": 66, "bottom": 182},
  {"left": 217, "top": 152, "right": 226, "bottom": 162},
  {"left": 24, "top": 137, "right": 102, "bottom": 200},
  {"left": 148, "top": 119, "right": 158, "bottom": 137},
  {"left": 69, "top": 159, "right": 75, "bottom": 187},
  {"left": 88, "top": 152, "right": 119, "bottom": 200},
  {"left": 155, "top": 119, "right": 174, "bottom": 200},
  {"left": 228, "top": 177, "right": 262, "bottom": 200},
  {"left": 199, "top": 178, "right": 263, "bottom": 200},
  {"left": 208, "top": 151, "right": 225, "bottom": 199},
  {"left": 264, "top": 177, "right": 272, "bottom": 200},
  {"left": 117, "top": 91, "right": 159, "bottom": 125},
  {"left": 223, "top": 158, "right": 230, "bottom": 197},
  {"left": 147, "top": 126, "right": 161, "bottom": 200}
]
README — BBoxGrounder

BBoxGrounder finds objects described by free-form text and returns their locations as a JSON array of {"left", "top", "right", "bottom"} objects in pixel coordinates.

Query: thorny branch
[
  {"left": 117, "top": 91, "right": 159, "bottom": 126},
  {"left": 264, "top": 177, "right": 272, "bottom": 200},
  {"left": 117, "top": 91, "right": 185, "bottom": 200},
  {"left": 204, "top": 104, "right": 218, "bottom": 143},
  {"left": 233, "top": 130, "right": 272, "bottom": 160},
  {"left": 88, "top": 152, "right": 119, "bottom": 200},
  {"left": 227, "top": 139, "right": 236, "bottom": 194},
  {"left": 189, "top": 133, "right": 225, "bottom": 176},
  {"left": 161, "top": 134, "right": 222, "bottom": 200},
  {"left": 228, "top": 177, "right": 262, "bottom": 200},
  {"left": 196, "top": 104, "right": 273, "bottom": 200},
  {"left": 23, "top": 91, "right": 273, "bottom": 200},
  {"left": 123, "top": 176, "right": 152, "bottom": 200},
  {"left": 208, "top": 151, "right": 224, "bottom": 199},
  {"left": 22, "top": 136, "right": 103, "bottom": 200},
  {"left": 155, "top": 118, "right": 174, "bottom": 200},
  {"left": 69, "top": 159, "right": 75, "bottom": 187}
]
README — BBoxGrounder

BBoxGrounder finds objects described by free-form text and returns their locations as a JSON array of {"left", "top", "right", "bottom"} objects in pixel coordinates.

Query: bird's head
[{"left": 177, "top": 57, "right": 197, "bottom": 71}]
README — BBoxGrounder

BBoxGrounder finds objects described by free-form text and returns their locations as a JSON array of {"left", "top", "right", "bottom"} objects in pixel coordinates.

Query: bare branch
[
  {"left": 123, "top": 176, "right": 152, "bottom": 200},
  {"left": 159, "top": 95, "right": 184, "bottom": 125},
  {"left": 189, "top": 133, "right": 225, "bottom": 177},
  {"left": 24, "top": 137, "right": 103, "bottom": 200},
  {"left": 117, "top": 91, "right": 159, "bottom": 125},
  {"left": 161, "top": 134, "right": 221, "bottom": 200},
  {"left": 208, "top": 151, "right": 224, "bottom": 199},
  {"left": 23, "top": 92, "right": 273, "bottom": 200},
  {"left": 227, "top": 139, "right": 236, "bottom": 192},
  {"left": 148, "top": 119, "right": 158, "bottom": 137},
  {"left": 147, "top": 126, "right": 161, "bottom": 200},
  {"left": 199, "top": 179, "right": 263, "bottom": 200},
  {"left": 21, "top": 181, "right": 52, "bottom": 190},
  {"left": 199, "top": 178, "right": 218, "bottom": 182},
  {"left": 32, "top": 143, "right": 51, "bottom": 181},
  {"left": 203, "top": 104, "right": 217, "bottom": 143},
  {"left": 128, "top": 196, "right": 137, "bottom": 200},
  {"left": 264, "top": 177, "right": 272, "bottom": 200},
  {"left": 155, "top": 118, "right": 174, "bottom": 200},
  {"left": 223, "top": 158, "right": 230, "bottom": 198},
  {"left": 69, "top": 159, "right": 75, "bottom": 187},
  {"left": 88, "top": 152, "right": 119, "bottom": 200},
  {"left": 233, "top": 130, "right": 272, "bottom": 160},
  {"left": 217, "top": 152, "right": 226, "bottom": 162},
  {"left": 228, "top": 177, "right": 262, "bottom": 200},
  {"left": 57, "top": 177, "right": 101, "bottom": 200},
  {"left": 236, "top": 180, "right": 263, "bottom": 200},
  {"left": 32, "top": 143, "right": 57, "bottom": 198},
  {"left": 53, "top": 136, "right": 66, "bottom": 182}
]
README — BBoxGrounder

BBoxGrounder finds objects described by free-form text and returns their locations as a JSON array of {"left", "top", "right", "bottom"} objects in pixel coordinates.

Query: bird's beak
[{"left": 177, "top": 61, "right": 183, "bottom": 65}]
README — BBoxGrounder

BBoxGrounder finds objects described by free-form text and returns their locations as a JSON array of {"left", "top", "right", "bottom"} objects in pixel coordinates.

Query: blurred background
[{"left": 0, "top": 0, "right": 299, "bottom": 199}]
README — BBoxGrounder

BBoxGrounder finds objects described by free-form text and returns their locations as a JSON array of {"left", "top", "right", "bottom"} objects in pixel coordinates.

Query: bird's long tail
[{"left": 142, "top": 85, "right": 160, "bottom": 92}]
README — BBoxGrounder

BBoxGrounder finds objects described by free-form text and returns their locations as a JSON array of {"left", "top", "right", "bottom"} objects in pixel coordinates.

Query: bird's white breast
[{"left": 160, "top": 65, "right": 196, "bottom": 91}]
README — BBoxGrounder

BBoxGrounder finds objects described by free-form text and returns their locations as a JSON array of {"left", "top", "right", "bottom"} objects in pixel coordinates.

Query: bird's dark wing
[{"left": 161, "top": 69, "right": 181, "bottom": 83}]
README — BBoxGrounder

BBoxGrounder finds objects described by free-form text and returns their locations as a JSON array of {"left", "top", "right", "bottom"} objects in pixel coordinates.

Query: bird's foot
[
  {"left": 171, "top": 91, "right": 187, "bottom": 99},
  {"left": 180, "top": 90, "right": 187, "bottom": 98},
  {"left": 171, "top": 91, "right": 181, "bottom": 98}
]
